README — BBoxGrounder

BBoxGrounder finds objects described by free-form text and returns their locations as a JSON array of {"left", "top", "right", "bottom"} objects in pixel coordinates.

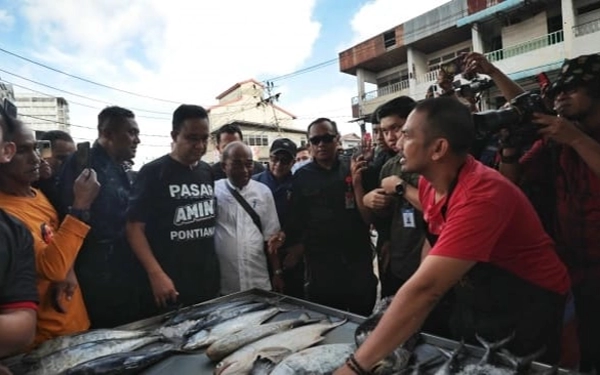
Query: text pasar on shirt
[{"left": 419, "top": 156, "right": 570, "bottom": 295}]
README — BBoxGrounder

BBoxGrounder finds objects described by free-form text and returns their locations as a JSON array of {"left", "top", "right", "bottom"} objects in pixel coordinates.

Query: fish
[
  {"left": 456, "top": 363, "right": 514, "bottom": 375},
  {"left": 24, "top": 336, "right": 164, "bottom": 375},
  {"left": 267, "top": 343, "right": 355, "bottom": 375},
  {"left": 354, "top": 296, "right": 419, "bottom": 374},
  {"left": 500, "top": 346, "right": 546, "bottom": 374},
  {"left": 184, "top": 301, "right": 271, "bottom": 336},
  {"left": 154, "top": 319, "right": 201, "bottom": 339},
  {"left": 183, "top": 307, "right": 282, "bottom": 350},
  {"left": 476, "top": 332, "right": 515, "bottom": 365},
  {"left": 215, "top": 319, "right": 347, "bottom": 375},
  {"left": 434, "top": 341, "right": 466, "bottom": 375},
  {"left": 249, "top": 356, "right": 278, "bottom": 375},
  {"left": 61, "top": 343, "right": 183, "bottom": 375},
  {"left": 21, "top": 330, "right": 151, "bottom": 364},
  {"left": 163, "top": 297, "right": 254, "bottom": 327},
  {"left": 205, "top": 314, "right": 314, "bottom": 362}
]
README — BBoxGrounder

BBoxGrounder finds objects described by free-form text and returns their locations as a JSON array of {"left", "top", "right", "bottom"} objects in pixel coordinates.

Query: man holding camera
[
  {"left": 491, "top": 53, "right": 600, "bottom": 373},
  {"left": 334, "top": 97, "right": 569, "bottom": 374}
]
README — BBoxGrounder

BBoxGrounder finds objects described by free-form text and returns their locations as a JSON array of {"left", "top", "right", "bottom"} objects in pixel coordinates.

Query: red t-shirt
[{"left": 419, "top": 156, "right": 570, "bottom": 295}]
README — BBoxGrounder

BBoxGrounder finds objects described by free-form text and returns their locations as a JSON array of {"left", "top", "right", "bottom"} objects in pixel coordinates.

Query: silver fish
[
  {"left": 205, "top": 314, "right": 313, "bottom": 362},
  {"left": 62, "top": 343, "right": 181, "bottom": 375},
  {"left": 215, "top": 319, "right": 347, "bottom": 375},
  {"left": 183, "top": 307, "right": 281, "bottom": 350},
  {"left": 21, "top": 330, "right": 150, "bottom": 364},
  {"left": 268, "top": 343, "right": 355, "bottom": 375},
  {"left": 163, "top": 298, "right": 254, "bottom": 327},
  {"left": 25, "top": 336, "right": 162, "bottom": 375},
  {"left": 476, "top": 332, "right": 515, "bottom": 365},
  {"left": 434, "top": 341, "right": 466, "bottom": 375},
  {"left": 184, "top": 301, "right": 270, "bottom": 336}
]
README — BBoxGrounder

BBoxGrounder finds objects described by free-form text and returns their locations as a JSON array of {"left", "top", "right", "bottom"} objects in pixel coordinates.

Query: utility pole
[{"left": 257, "top": 81, "right": 282, "bottom": 135}]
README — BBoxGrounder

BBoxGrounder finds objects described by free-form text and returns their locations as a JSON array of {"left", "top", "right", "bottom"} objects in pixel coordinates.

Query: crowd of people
[{"left": 0, "top": 51, "right": 598, "bottom": 375}]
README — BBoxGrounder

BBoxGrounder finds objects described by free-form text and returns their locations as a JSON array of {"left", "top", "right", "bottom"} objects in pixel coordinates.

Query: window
[
  {"left": 247, "top": 135, "right": 269, "bottom": 146},
  {"left": 383, "top": 30, "right": 396, "bottom": 49},
  {"left": 300, "top": 138, "right": 307, "bottom": 147}
]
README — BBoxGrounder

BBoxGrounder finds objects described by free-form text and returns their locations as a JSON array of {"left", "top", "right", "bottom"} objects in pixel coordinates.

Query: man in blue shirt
[{"left": 253, "top": 138, "right": 303, "bottom": 297}]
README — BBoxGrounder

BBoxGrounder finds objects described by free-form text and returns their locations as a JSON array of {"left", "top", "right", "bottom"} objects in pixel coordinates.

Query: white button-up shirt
[{"left": 215, "top": 179, "right": 280, "bottom": 295}]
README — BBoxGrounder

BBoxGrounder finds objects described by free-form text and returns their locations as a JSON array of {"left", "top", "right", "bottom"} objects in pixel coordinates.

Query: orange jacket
[{"left": 0, "top": 189, "right": 90, "bottom": 346}]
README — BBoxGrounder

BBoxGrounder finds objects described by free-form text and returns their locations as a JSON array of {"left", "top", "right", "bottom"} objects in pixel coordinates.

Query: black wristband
[
  {"left": 347, "top": 354, "right": 371, "bottom": 375},
  {"left": 68, "top": 207, "right": 91, "bottom": 223}
]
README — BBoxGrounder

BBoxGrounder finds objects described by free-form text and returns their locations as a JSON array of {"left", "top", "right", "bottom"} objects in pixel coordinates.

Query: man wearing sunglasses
[
  {"left": 253, "top": 138, "right": 303, "bottom": 298},
  {"left": 285, "top": 118, "right": 377, "bottom": 315}
]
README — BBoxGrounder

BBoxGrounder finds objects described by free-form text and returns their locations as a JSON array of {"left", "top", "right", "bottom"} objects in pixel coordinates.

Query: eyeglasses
[
  {"left": 309, "top": 134, "right": 336, "bottom": 145},
  {"left": 269, "top": 155, "right": 293, "bottom": 165}
]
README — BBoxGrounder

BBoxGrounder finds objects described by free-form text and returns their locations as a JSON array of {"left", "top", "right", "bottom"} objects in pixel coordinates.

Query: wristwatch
[
  {"left": 395, "top": 180, "right": 407, "bottom": 197},
  {"left": 68, "top": 207, "right": 91, "bottom": 223}
]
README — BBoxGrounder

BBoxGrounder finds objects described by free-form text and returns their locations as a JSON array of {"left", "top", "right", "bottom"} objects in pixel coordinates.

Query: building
[
  {"left": 14, "top": 95, "right": 70, "bottom": 138},
  {"left": 341, "top": 133, "right": 362, "bottom": 149},
  {"left": 339, "top": 0, "right": 600, "bottom": 118},
  {"left": 207, "top": 79, "right": 306, "bottom": 163},
  {"left": 0, "top": 82, "right": 16, "bottom": 117}
]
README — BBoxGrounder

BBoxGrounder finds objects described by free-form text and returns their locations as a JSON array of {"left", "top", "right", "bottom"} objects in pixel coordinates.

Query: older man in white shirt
[{"left": 215, "top": 141, "right": 285, "bottom": 295}]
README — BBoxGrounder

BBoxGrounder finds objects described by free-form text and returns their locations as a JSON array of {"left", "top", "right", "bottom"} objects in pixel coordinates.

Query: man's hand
[
  {"left": 381, "top": 176, "right": 402, "bottom": 195},
  {"left": 72, "top": 169, "right": 101, "bottom": 210},
  {"left": 351, "top": 155, "right": 368, "bottom": 187},
  {"left": 363, "top": 188, "right": 393, "bottom": 211},
  {"left": 271, "top": 275, "right": 285, "bottom": 293},
  {"left": 283, "top": 244, "right": 304, "bottom": 270},
  {"left": 463, "top": 52, "right": 498, "bottom": 76},
  {"left": 50, "top": 269, "right": 79, "bottom": 313},
  {"left": 532, "top": 113, "right": 586, "bottom": 146},
  {"left": 148, "top": 270, "right": 179, "bottom": 308},
  {"left": 361, "top": 137, "right": 374, "bottom": 162},
  {"left": 437, "top": 69, "right": 454, "bottom": 94},
  {"left": 267, "top": 231, "right": 286, "bottom": 255}
]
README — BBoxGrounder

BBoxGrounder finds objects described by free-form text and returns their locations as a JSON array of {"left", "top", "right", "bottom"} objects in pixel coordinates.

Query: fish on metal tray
[
  {"left": 354, "top": 296, "right": 420, "bottom": 374},
  {"left": 266, "top": 343, "right": 356, "bottom": 375},
  {"left": 183, "top": 307, "right": 282, "bottom": 351},
  {"left": 205, "top": 314, "right": 315, "bottom": 362},
  {"left": 162, "top": 297, "right": 254, "bottom": 327},
  {"left": 184, "top": 301, "right": 271, "bottom": 336},
  {"left": 434, "top": 341, "right": 466, "bottom": 375},
  {"left": 154, "top": 319, "right": 201, "bottom": 339},
  {"left": 21, "top": 330, "right": 151, "bottom": 364},
  {"left": 61, "top": 342, "right": 184, "bottom": 375},
  {"left": 214, "top": 319, "right": 347, "bottom": 375},
  {"left": 24, "top": 336, "right": 164, "bottom": 375},
  {"left": 476, "top": 332, "right": 515, "bottom": 365},
  {"left": 400, "top": 355, "right": 446, "bottom": 375},
  {"left": 500, "top": 346, "right": 547, "bottom": 374}
]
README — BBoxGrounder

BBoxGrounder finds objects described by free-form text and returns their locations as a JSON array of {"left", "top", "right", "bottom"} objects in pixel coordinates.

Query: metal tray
[{"left": 3, "top": 289, "right": 576, "bottom": 374}]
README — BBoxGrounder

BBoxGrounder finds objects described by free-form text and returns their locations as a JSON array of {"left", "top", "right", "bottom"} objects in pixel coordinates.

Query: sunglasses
[
  {"left": 309, "top": 134, "right": 336, "bottom": 145},
  {"left": 270, "top": 155, "right": 293, "bottom": 165}
]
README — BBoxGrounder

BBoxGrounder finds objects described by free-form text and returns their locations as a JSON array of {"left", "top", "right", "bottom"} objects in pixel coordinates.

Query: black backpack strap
[{"left": 226, "top": 183, "right": 263, "bottom": 234}]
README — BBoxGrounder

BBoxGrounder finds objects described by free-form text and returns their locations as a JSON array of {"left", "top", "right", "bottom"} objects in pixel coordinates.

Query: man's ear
[
  {"left": 0, "top": 142, "right": 16, "bottom": 163},
  {"left": 170, "top": 130, "right": 178, "bottom": 142},
  {"left": 430, "top": 138, "right": 450, "bottom": 162}
]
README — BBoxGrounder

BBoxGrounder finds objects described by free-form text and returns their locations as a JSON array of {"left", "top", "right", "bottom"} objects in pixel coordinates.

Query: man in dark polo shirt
[
  {"left": 253, "top": 138, "right": 303, "bottom": 298},
  {"left": 211, "top": 124, "right": 265, "bottom": 180},
  {"left": 285, "top": 118, "right": 377, "bottom": 315},
  {"left": 0, "top": 108, "right": 38, "bottom": 357}
]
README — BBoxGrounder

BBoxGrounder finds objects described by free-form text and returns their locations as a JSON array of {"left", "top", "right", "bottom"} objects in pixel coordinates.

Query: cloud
[
  {"left": 343, "top": 0, "right": 453, "bottom": 49},
  {"left": 12, "top": 0, "right": 322, "bottom": 165},
  {"left": 0, "top": 10, "right": 15, "bottom": 30}
]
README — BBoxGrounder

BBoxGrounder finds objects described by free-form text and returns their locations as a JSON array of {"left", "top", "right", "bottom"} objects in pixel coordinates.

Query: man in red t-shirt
[{"left": 334, "top": 97, "right": 570, "bottom": 375}]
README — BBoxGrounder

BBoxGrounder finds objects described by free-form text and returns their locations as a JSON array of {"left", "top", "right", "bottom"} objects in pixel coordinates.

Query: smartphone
[
  {"left": 75, "top": 142, "right": 91, "bottom": 173},
  {"left": 440, "top": 55, "right": 464, "bottom": 78},
  {"left": 37, "top": 140, "right": 52, "bottom": 159}
]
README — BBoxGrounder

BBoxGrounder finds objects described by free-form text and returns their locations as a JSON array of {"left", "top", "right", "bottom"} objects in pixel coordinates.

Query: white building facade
[{"left": 14, "top": 95, "right": 71, "bottom": 136}]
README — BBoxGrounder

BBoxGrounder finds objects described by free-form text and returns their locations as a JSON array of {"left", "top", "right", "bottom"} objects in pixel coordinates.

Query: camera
[
  {"left": 472, "top": 91, "right": 551, "bottom": 146},
  {"left": 453, "top": 77, "right": 494, "bottom": 97}
]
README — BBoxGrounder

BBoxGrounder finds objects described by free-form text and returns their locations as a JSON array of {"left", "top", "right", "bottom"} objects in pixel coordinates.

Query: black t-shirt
[
  {"left": 212, "top": 161, "right": 265, "bottom": 181},
  {"left": 0, "top": 209, "right": 38, "bottom": 307},
  {"left": 127, "top": 155, "right": 219, "bottom": 305}
]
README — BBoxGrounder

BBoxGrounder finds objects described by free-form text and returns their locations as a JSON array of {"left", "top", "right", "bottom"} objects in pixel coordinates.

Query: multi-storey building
[
  {"left": 14, "top": 95, "right": 70, "bottom": 137},
  {"left": 206, "top": 79, "right": 308, "bottom": 163},
  {"left": 339, "top": 0, "right": 600, "bottom": 118}
]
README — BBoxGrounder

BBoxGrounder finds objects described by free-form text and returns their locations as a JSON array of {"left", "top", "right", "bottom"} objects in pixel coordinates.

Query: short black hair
[
  {"left": 370, "top": 103, "right": 385, "bottom": 125},
  {"left": 296, "top": 146, "right": 308, "bottom": 153},
  {"left": 97, "top": 106, "right": 135, "bottom": 132},
  {"left": 216, "top": 124, "right": 243, "bottom": 145},
  {"left": 414, "top": 97, "right": 475, "bottom": 155},
  {"left": 307, "top": 117, "right": 338, "bottom": 136},
  {"left": 172, "top": 104, "right": 209, "bottom": 132},
  {"left": 377, "top": 96, "right": 416, "bottom": 122},
  {"left": 41, "top": 130, "right": 74, "bottom": 146}
]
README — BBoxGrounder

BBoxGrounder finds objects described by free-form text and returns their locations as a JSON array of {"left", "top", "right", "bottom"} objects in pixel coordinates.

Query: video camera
[{"left": 472, "top": 91, "right": 551, "bottom": 146}]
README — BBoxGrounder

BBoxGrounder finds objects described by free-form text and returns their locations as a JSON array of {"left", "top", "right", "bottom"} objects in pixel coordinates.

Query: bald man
[{"left": 214, "top": 142, "right": 285, "bottom": 295}]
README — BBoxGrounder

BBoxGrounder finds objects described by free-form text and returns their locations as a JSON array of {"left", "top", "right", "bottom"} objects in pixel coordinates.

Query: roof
[
  {"left": 215, "top": 79, "right": 265, "bottom": 100},
  {"left": 341, "top": 133, "right": 361, "bottom": 141},
  {"left": 210, "top": 120, "right": 306, "bottom": 135}
]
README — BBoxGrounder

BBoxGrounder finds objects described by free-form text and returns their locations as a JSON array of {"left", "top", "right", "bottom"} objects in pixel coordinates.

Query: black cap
[
  {"left": 547, "top": 53, "right": 600, "bottom": 97},
  {"left": 270, "top": 138, "right": 297, "bottom": 157}
]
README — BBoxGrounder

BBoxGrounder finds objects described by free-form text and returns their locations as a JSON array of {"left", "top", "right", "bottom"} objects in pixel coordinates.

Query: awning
[
  {"left": 456, "top": 0, "right": 525, "bottom": 27},
  {"left": 507, "top": 60, "right": 565, "bottom": 81}
]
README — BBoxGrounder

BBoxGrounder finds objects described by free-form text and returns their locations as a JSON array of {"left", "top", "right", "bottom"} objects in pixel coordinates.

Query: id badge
[
  {"left": 402, "top": 207, "right": 416, "bottom": 228},
  {"left": 345, "top": 191, "right": 356, "bottom": 209}
]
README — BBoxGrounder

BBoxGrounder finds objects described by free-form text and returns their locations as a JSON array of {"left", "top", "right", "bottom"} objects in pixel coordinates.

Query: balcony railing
[
  {"left": 351, "top": 79, "right": 410, "bottom": 105},
  {"left": 416, "top": 69, "right": 440, "bottom": 85},
  {"left": 574, "top": 18, "right": 600, "bottom": 37},
  {"left": 485, "top": 30, "right": 564, "bottom": 63}
]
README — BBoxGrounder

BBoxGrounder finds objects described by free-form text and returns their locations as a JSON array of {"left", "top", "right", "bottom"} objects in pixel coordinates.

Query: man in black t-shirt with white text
[{"left": 127, "top": 105, "right": 219, "bottom": 316}]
